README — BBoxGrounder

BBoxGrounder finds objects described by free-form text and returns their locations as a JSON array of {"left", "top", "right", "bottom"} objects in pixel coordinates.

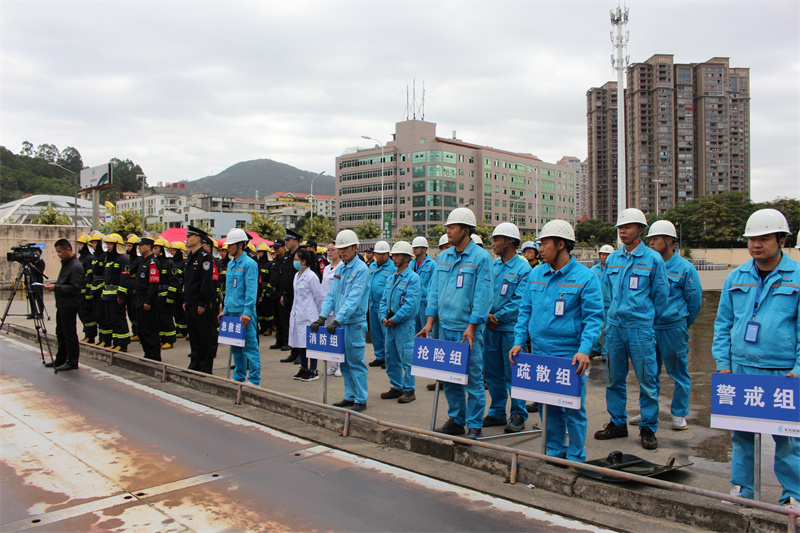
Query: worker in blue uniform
[
  {"left": 312, "top": 229, "right": 371, "bottom": 412},
  {"left": 219, "top": 228, "right": 261, "bottom": 387},
  {"left": 418, "top": 207, "right": 493, "bottom": 440},
  {"left": 511, "top": 220, "right": 604, "bottom": 462},
  {"left": 594, "top": 208, "right": 669, "bottom": 450},
  {"left": 379, "top": 241, "right": 421, "bottom": 404},
  {"left": 589, "top": 244, "right": 614, "bottom": 358},
  {"left": 628, "top": 220, "right": 702, "bottom": 431},
  {"left": 367, "top": 241, "right": 395, "bottom": 368},
  {"left": 411, "top": 236, "right": 437, "bottom": 333},
  {"left": 712, "top": 209, "right": 800, "bottom": 511},
  {"left": 482, "top": 222, "right": 532, "bottom": 434}
]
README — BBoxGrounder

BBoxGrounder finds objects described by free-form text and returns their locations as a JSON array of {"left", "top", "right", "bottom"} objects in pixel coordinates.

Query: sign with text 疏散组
[
  {"left": 306, "top": 326, "right": 345, "bottom": 363},
  {"left": 218, "top": 316, "right": 246, "bottom": 347},
  {"left": 710, "top": 372, "right": 800, "bottom": 437},
  {"left": 411, "top": 337, "right": 470, "bottom": 385},
  {"left": 510, "top": 352, "right": 583, "bottom": 409}
]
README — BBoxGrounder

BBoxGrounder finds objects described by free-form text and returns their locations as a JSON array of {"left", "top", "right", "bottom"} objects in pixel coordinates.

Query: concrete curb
[{"left": 5, "top": 323, "right": 794, "bottom": 533}]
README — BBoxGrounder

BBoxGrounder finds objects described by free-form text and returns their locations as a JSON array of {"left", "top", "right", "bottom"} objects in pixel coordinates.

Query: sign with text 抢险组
[
  {"left": 510, "top": 352, "right": 583, "bottom": 409},
  {"left": 710, "top": 372, "right": 800, "bottom": 437},
  {"left": 307, "top": 326, "right": 345, "bottom": 363},
  {"left": 411, "top": 337, "right": 470, "bottom": 385}
]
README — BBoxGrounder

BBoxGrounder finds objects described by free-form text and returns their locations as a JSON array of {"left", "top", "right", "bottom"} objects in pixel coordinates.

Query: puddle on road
[{"left": 691, "top": 433, "right": 732, "bottom": 463}]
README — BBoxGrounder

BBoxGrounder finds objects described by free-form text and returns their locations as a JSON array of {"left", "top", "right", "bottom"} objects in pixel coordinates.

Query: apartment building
[
  {"left": 586, "top": 82, "right": 620, "bottom": 223},
  {"left": 559, "top": 156, "right": 589, "bottom": 220}
]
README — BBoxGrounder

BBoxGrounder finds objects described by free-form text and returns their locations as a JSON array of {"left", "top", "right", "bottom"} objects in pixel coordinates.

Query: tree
[
  {"left": 355, "top": 219, "right": 381, "bottom": 240},
  {"left": 101, "top": 209, "right": 142, "bottom": 237},
  {"left": 662, "top": 192, "right": 753, "bottom": 247},
  {"left": 20, "top": 141, "right": 33, "bottom": 157},
  {"left": 575, "top": 219, "right": 617, "bottom": 247},
  {"left": 57, "top": 147, "right": 84, "bottom": 173},
  {"left": 397, "top": 224, "right": 418, "bottom": 241},
  {"left": 245, "top": 213, "right": 284, "bottom": 240},
  {"left": 147, "top": 221, "right": 167, "bottom": 235},
  {"left": 759, "top": 197, "right": 800, "bottom": 248},
  {"left": 428, "top": 224, "right": 446, "bottom": 241},
  {"left": 32, "top": 206, "right": 71, "bottom": 225},
  {"left": 474, "top": 221, "right": 493, "bottom": 243},
  {"left": 35, "top": 143, "right": 60, "bottom": 163},
  {"left": 302, "top": 216, "right": 335, "bottom": 244},
  {"left": 293, "top": 211, "right": 313, "bottom": 235}
]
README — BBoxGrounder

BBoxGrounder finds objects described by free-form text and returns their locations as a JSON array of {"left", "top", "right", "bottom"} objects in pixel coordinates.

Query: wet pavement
[{"left": 0, "top": 270, "right": 789, "bottom": 508}]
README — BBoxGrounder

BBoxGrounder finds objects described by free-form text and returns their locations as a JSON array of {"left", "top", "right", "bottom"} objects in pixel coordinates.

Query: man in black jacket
[
  {"left": 43, "top": 239, "right": 84, "bottom": 371},
  {"left": 134, "top": 237, "right": 162, "bottom": 361},
  {"left": 183, "top": 226, "right": 218, "bottom": 373}
]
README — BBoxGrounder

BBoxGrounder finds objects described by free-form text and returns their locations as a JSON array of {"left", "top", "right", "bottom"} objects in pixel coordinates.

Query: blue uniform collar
[
  {"left": 743, "top": 251, "right": 795, "bottom": 278},
  {"left": 624, "top": 241, "right": 645, "bottom": 259},
  {"left": 545, "top": 256, "right": 576, "bottom": 277}
]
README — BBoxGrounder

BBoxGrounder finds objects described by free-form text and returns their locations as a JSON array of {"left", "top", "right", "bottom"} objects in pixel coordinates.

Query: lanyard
[{"left": 752, "top": 269, "right": 778, "bottom": 321}]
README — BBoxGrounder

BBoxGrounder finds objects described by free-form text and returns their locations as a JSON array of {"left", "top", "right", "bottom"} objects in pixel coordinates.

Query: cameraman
[
  {"left": 43, "top": 239, "right": 84, "bottom": 371},
  {"left": 29, "top": 247, "right": 46, "bottom": 318}
]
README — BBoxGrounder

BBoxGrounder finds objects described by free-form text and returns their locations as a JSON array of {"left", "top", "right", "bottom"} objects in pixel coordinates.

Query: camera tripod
[{"left": 0, "top": 263, "right": 56, "bottom": 371}]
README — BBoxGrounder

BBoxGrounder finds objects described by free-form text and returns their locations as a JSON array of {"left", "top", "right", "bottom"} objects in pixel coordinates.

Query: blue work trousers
[
  {"left": 541, "top": 371, "right": 588, "bottom": 462},
  {"left": 341, "top": 321, "right": 369, "bottom": 404},
  {"left": 604, "top": 325, "right": 659, "bottom": 432},
  {"left": 730, "top": 363, "right": 800, "bottom": 504},
  {"left": 369, "top": 306, "right": 387, "bottom": 361},
  {"left": 385, "top": 321, "right": 415, "bottom": 392},
  {"left": 441, "top": 326, "right": 486, "bottom": 429},
  {"left": 655, "top": 325, "right": 690, "bottom": 417},
  {"left": 229, "top": 315, "right": 261, "bottom": 386},
  {"left": 484, "top": 328, "right": 527, "bottom": 420}
]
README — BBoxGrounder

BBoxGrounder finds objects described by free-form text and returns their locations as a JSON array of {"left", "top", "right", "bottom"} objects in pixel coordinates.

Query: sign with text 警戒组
[
  {"left": 218, "top": 316, "right": 246, "bottom": 347},
  {"left": 710, "top": 372, "right": 800, "bottom": 437},
  {"left": 306, "top": 326, "right": 345, "bottom": 363},
  {"left": 510, "top": 352, "right": 583, "bottom": 409},
  {"left": 411, "top": 337, "right": 470, "bottom": 385}
]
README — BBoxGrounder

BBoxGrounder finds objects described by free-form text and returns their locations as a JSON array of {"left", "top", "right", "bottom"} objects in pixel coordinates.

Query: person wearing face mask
[
  {"left": 219, "top": 228, "right": 261, "bottom": 386},
  {"left": 289, "top": 249, "right": 324, "bottom": 381}
]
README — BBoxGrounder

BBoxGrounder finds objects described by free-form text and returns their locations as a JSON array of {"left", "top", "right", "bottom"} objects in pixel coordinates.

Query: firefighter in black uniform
[
  {"left": 101, "top": 233, "right": 131, "bottom": 351},
  {"left": 256, "top": 243, "right": 273, "bottom": 336},
  {"left": 153, "top": 237, "right": 177, "bottom": 349},
  {"left": 76, "top": 234, "right": 97, "bottom": 343},
  {"left": 184, "top": 226, "right": 218, "bottom": 374},
  {"left": 169, "top": 241, "right": 188, "bottom": 339},
  {"left": 126, "top": 234, "right": 143, "bottom": 342},
  {"left": 89, "top": 232, "right": 109, "bottom": 347},
  {"left": 134, "top": 237, "right": 162, "bottom": 361}
]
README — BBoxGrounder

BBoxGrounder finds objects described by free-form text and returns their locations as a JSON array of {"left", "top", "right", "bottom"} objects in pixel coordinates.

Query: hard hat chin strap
[{"left": 756, "top": 249, "right": 782, "bottom": 264}]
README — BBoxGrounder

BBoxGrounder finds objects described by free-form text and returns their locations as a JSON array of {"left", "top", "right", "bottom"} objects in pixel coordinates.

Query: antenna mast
[{"left": 610, "top": 2, "right": 629, "bottom": 215}]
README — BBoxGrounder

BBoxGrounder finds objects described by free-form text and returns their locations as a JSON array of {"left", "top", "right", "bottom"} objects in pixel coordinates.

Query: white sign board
[{"left": 80, "top": 163, "right": 112, "bottom": 191}]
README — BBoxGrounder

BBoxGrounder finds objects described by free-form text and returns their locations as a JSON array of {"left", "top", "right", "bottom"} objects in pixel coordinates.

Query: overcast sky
[{"left": 2, "top": 1, "right": 798, "bottom": 202}]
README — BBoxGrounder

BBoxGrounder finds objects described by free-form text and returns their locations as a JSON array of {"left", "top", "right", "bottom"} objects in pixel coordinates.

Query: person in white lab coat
[
  {"left": 289, "top": 249, "right": 324, "bottom": 381},
  {"left": 321, "top": 242, "right": 342, "bottom": 376}
]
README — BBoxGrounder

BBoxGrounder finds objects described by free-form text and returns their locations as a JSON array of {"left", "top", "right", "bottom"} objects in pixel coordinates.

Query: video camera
[{"left": 7, "top": 244, "right": 41, "bottom": 264}]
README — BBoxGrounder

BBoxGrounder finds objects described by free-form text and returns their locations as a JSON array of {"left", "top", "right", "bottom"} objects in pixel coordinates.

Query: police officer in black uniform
[
  {"left": 134, "top": 237, "right": 162, "bottom": 361},
  {"left": 184, "top": 226, "right": 218, "bottom": 374}
]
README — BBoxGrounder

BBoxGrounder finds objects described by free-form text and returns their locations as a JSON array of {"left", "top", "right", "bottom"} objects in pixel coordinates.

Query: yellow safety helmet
[
  {"left": 90, "top": 231, "right": 105, "bottom": 242},
  {"left": 154, "top": 237, "right": 170, "bottom": 248},
  {"left": 221, "top": 243, "right": 228, "bottom": 250},
  {"left": 247, "top": 243, "right": 256, "bottom": 253},
  {"left": 170, "top": 241, "right": 187, "bottom": 252},
  {"left": 126, "top": 234, "right": 141, "bottom": 244},
  {"left": 211, "top": 239, "right": 219, "bottom": 249},
  {"left": 257, "top": 243, "right": 269, "bottom": 252},
  {"left": 104, "top": 233, "right": 124, "bottom": 244},
  {"left": 77, "top": 234, "right": 91, "bottom": 244}
]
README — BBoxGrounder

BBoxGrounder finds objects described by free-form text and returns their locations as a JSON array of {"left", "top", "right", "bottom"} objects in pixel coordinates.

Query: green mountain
[{"left": 181, "top": 158, "right": 335, "bottom": 199}]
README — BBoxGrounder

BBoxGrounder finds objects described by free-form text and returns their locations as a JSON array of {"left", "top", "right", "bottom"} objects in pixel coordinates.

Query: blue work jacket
[
  {"left": 604, "top": 242, "right": 669, "bottom": 328},
  {"left": 222, "top": 253, "right": 258, "bottom": 319},
  {"left": 590, "top": 262, "right": 611, "bottom": 310},
  {"left": 514, "top": 257, "right": 605, "bottom": 357},
  {"left": 379, "top": 267, "right": 421, "bottom": 326},
  {"left": 413, "top": 254, "right": 437, "bottom": 308},
  {"left": 712, "top": 253, "right": 800, "bottom": 375},
  {"left": 320, "top": 256, "right": 370, "bottom": 325},
  {"left": 369, "top": 260, "right": 396, "bottom": 306},
  {"left": 656, "top": 253, "right": 703, "bottom": 330},
  {"left": 490, "top": 254, "right": 532, "bottom": 332},
  {"left": 426, "top": 240, "right": 493, "bottom": 331}
]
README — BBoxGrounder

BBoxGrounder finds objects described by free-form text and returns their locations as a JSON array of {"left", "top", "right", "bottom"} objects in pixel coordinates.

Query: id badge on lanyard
[
  {"left": 400, "top": 291, "right": 406, "bottom": 305},
  {"left": 233, "top": 276, "right": 237, "bottom": 288},
  {"left": 456, "top": 272, "right": 464, "bottom": 289},
  {"left": 554, "top": 298, "right": 565, "bottom": 316},
  {"left": 629, "top": 275, "right": 639, "bottom": 290},
  {"left": 500, "top": 280, "right": 509, "bottom": 296},
  {"left": 744, "top": 321, "right": 760, "bottom": 343}
]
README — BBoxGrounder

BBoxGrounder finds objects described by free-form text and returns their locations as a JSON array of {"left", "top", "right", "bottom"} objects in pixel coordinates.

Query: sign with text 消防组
[
  {"left": 218, "top": 316, "right": 246, "bottom": 347},
  {"left": 710, "top": 372, "right": 800, "bottom": 437},
  {"left": 306, "top": 326, "right": 345, "bottom": 363},
  {"left": 411, "top": 337, "right": 470, "bottom": 385},
  {"left": 510, "top": 352, "right": 583, "bottom": 409}
]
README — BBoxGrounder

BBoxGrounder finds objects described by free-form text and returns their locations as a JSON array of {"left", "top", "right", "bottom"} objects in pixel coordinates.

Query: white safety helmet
[
  {"left": 599, "top": 244, "right": 615, "bottom": 254},
  {"left": 411, "top": 236, "right": 429, "bottom": 249},
  {"left": 374, "top": 240, "right": 391, "bottom": 254},
  {"left": 743, "top": 209, "right": 792, "bottom": 238},
  {"left": 647, "top": 220, "right": 678, "bottom": 239},
  {"left": 470, "top": 234, "right": 483, "bottom": 245},
  {"left": 225, "top": 227, "right": 249, "bottom": 245},
  {"left": 446, "top": 207, "right": 477, "bottom": 228},
  {"left": 335, "top": 229, "right": 359, "bottom": 249},
  {"left": 538, "top": 220, "right": 576, "bottom": 242},
  {"left": 492, "top": 222, "right": 521, "bottom": 241},
  {"left": 438, "top": 234, "right": 449, "bottom": 247},
  {"left": 521, "top": 240, "right": 536, "bottom": 252},
  {"left": 615, "top": 208, "right": 648, "bottom": 228},
  {"left": 391, "top": 241, "right": 414, "bottom": 257}
]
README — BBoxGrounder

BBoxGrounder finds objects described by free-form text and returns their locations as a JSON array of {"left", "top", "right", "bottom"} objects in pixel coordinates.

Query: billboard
[{"left": 79, "top": 163, "right": 113, "bottom": 191}]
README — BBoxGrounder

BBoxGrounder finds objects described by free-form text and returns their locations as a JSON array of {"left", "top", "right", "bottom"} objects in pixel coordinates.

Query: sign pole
[
  {"left": 754, "top": 433, "right": 762, "bottom": 501},
  {"left": 541, "top": 406, "right": 548, "bottom": 455},
  {"left": 322, "top": 361, "right": 328, "bottom": 405},
  {"left": 92, "top": 189, "right": 99, "bottom": 230},
  {"left": 430, "top": 381, "right": 441, "bottom": 431},
  {"left": 226, "top": 352, "right": 232, "bottom": 380}
]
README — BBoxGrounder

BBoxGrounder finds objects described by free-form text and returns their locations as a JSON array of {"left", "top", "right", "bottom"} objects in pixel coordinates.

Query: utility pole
[{"left": 610, "top": 2, "right": 629, "bottom": 217}]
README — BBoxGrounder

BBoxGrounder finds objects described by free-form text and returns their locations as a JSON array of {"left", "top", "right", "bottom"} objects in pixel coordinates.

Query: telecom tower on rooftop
[{"left": 610, "top": 2, "right": 629, "bottom": 216}]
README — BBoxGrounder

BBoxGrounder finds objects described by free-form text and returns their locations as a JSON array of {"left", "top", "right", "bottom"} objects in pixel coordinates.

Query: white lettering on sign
[
  {"left": 556, "top": 367, "right": 571, "bottom": 386},
  {"left": 517, "top": 362, "right": 531, "bottom": 381},
  {"left": 418, "top": 345, "right": 430, "bottom": 360},
  {"left": 717, "top": 384, "right": 736, "bottom": 405},
  {"left": 774, "top": 388, "right": 796, "bottom": 410},
  {"left": 449, "top": 350, "right": 462, "bottom": 366},
  {"left": 433, "top": 347, "right": 446, "bottom": 363},
  {"left": 743, "top": 386, "right": 765, "bottom": 408},
  {"left": 536, "top": 365, "right": 550, "bottom": 383}
]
